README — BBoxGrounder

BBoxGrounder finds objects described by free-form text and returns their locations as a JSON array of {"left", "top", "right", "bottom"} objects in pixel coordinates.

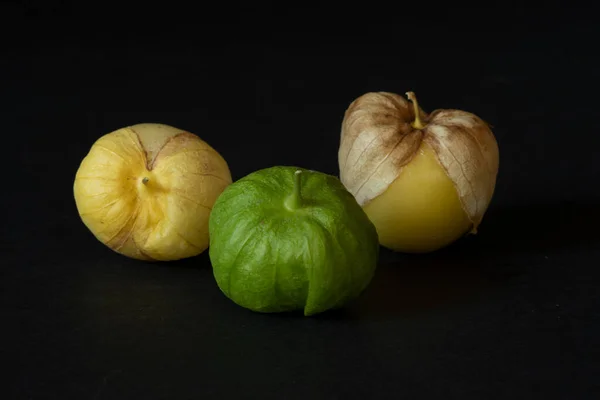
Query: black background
[{"left": 2, "top": 1, "right": 599, "bottom": 399}]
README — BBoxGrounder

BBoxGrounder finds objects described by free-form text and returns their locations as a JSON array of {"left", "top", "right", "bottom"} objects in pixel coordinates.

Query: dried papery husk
[{"left": 338, "top": 91, "right": 499, "bottom": 232}]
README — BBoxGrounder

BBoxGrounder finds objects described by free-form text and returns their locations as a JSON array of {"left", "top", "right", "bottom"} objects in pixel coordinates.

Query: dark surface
[{"left": 2, "top": 2, "right": 599, "bottom": 399}]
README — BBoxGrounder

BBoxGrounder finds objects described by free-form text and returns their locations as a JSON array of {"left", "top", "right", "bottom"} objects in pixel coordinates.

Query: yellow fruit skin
[
  {"left": 73, "top": 123, "right": 232, "bottom": 261},
  {"left": 363, "top": 142, "right": 471, "bottom": 253}
]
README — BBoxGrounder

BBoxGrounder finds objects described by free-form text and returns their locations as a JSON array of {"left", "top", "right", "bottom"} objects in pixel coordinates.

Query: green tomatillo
[{"left": 208, "top": 166, "right": 379, "bottom": 316}]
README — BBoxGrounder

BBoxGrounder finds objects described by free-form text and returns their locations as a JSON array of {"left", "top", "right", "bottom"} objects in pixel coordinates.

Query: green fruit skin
[{"left": 208, "top": 166, "right": 379, "bottom": 316}]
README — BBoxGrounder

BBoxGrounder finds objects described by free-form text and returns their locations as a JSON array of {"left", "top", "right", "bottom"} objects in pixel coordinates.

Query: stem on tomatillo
[
  {"left": 406, "top": 91, "right": 425, "bottom": 129},
  {"left": 285, "top": 170, "right": 303, "bottom": 210}
]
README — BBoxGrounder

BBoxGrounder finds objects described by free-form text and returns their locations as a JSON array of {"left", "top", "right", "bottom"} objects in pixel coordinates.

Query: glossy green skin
[{"left": 208, "top": 166, "right": 379, "bottom": 316}]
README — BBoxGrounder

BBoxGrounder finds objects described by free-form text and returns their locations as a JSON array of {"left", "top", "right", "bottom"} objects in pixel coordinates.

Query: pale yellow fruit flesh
[
  {"left": 363, "top": 142, "right": 472, "bottom": 253},
  {"left": 73, "top": 125, "right": 231, "bottom": 261}
]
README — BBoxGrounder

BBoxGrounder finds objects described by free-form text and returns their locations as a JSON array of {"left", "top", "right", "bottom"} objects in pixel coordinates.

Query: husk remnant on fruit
[
  {"left": 74, "top": 123, "right": 232, "bottom": 261},
  {"left": 338, "top": 92, "right": 499, "bottom": 232}
]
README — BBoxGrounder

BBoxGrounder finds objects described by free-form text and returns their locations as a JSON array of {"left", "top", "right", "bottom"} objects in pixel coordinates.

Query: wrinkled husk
[{"left": 339, "top": 92, "right": 499, "bottom": 232}]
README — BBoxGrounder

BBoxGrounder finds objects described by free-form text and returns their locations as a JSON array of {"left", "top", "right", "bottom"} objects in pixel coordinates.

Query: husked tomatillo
[
  {"left": 74, "top": 123, "right": 232, "bottom": 261},
  {"left": 339, "top": 92, "right": 499, "bottom": 253}
]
